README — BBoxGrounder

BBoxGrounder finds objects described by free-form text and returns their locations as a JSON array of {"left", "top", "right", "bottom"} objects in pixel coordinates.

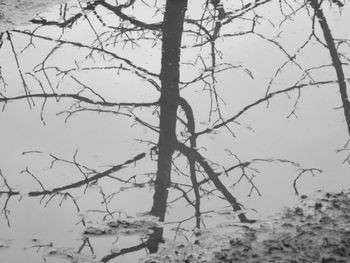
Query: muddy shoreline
[
  {"left": 143, "top": 190, "right": 350, "bottom": 262},
  {"left": 0, "top": 0, "right": 87, "bottom": 32}
]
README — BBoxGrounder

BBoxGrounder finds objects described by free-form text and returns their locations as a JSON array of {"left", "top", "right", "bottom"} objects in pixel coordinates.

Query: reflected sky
[{"left": 1, "top": 0, "right": 350, "bottom": 262}]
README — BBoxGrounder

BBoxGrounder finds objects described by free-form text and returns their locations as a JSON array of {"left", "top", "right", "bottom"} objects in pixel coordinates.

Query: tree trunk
[{"left": 150, "top": 0, "right": 188, "bottom": 221}]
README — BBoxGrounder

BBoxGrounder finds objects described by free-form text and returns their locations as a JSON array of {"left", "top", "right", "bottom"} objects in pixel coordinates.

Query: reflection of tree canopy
[{"left": 0, "top": 0, "right": 350, "bottom": 260}]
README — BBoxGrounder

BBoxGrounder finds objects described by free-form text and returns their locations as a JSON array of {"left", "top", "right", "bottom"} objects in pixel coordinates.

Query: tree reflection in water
[{"left": 0, "top": 0, "right": 350, "bottom": 261}]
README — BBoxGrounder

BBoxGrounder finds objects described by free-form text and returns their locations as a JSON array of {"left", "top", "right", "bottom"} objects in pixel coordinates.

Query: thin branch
[
  {"left": 11, "top": 30, "right": 159, "bottom": 78},
  {"left": 175, "top": 141, "right": 255, "bottom": 223},
  {"left": 0, "top": 152, "right": 146, "bottom": 197},
  {"left": 195, "top": 79, "right": 348, "bottom": 137},
  {"left": 293, "top": 168, "right": 322, "bottom": 195}
]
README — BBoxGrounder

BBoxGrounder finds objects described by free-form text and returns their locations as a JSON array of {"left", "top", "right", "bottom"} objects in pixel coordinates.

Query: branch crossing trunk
[{"left": 150, "top": 0, "right": 188, "bottom": 221}]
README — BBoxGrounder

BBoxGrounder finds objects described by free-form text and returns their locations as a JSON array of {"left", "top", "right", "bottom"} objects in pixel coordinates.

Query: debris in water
[{"left": 142, "top": 190, "right": 350, "bottom": 262}]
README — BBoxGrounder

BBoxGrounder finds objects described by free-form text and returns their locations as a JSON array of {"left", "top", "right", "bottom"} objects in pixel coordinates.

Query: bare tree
[{"left": 0, "top": 0, "right": 349, "bottom": 260}]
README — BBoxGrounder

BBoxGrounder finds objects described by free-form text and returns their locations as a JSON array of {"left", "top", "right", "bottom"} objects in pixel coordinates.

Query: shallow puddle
[{"left": 1, "top": 0, "right": 350, "bottom": 262}]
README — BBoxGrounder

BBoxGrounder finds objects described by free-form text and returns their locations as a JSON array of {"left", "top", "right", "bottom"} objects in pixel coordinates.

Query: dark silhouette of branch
[
  {"left": 175, "top": 141, "right": 254, "bottom": 223},
  {"left": 0, "top": 93, "right": 158, "bottom": 108},
  {"left": 29, "top": 0, "right": 161, "bottom": 31},
  {"left": 255, "top": 32, "right": 317, "bottom": 96},
  {"left": 77, "top": 237, "right": 94, "bottom": 254},
  {"left": 0, "top": 169, "right": 19, "bottom": 196},
  {"left": 224, "top": 153, "right": 262, "bottom": 197},
  {"left": 11, "top": 29, "right": 159, "bottom": 78},
  {"left": 98, "top": 1, "right": 162, "bottom": 31},
  {"left": 21, "top": 167, "right": 47, "bottom": 192},
  {"left": 336, "top": 139, "right": 350, "bottom": 165},
  {"left": 100, "top": 242, "right": 147, "bottom": 263},
  {"left": 6, "top": 32, "right": 34, "bottom": 108},
  {"left": 0, "top": 169, "right": 19, "bottom": 226},
  {"left": 179, "top": 97, "right": 201, "bottom": 228},
  {"left": 29, "top": 1, "right": 99, "bottom": 28},
  {"left": 195, "top": 79, "right": 348, "bottom": 137},
  {"left": 0, "top": 152, "right": 146, "bottom": 197},
  {"left": 222, "top": 0, "right": 272, "bottom": 25},
  {"left": 30, "top": 13, "right": 83, "bottom": 28},
  {"left": 309, "top": 0, "right": 350, "bottom": 136},
  {"left": 293, "top": 168, "right": 322, "bottom": 195},
  {"left": 100, "top": 226, "right": 165, "bottom": 262}
]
